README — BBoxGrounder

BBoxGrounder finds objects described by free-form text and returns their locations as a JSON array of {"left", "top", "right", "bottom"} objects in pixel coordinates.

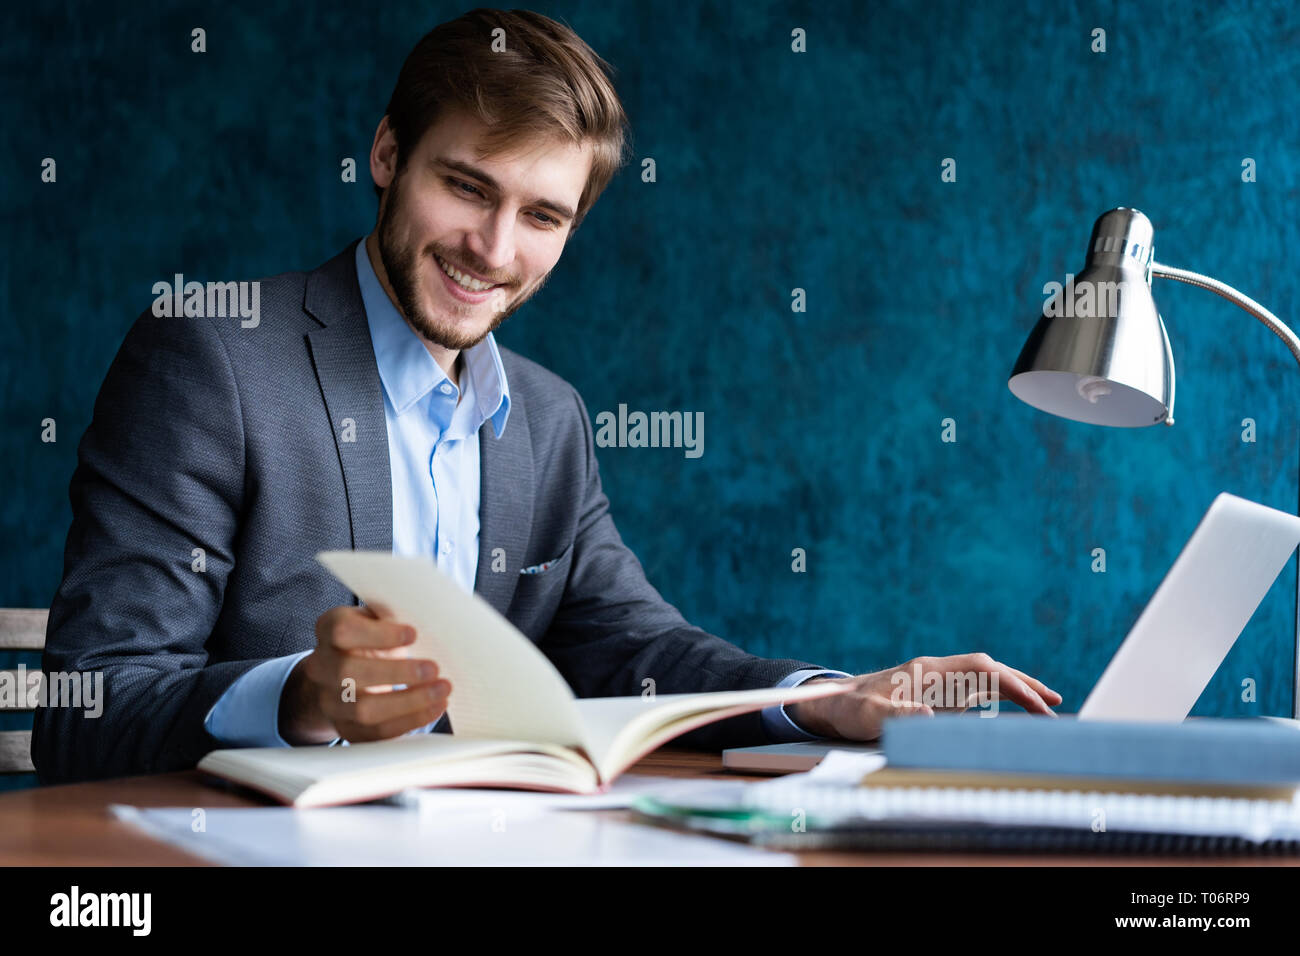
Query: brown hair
[{"left": 377, "top": 8, "right": 631, "bottom": 232}]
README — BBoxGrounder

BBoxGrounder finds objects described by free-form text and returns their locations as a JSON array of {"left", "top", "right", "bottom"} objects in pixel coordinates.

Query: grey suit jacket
[{"left": 32, "top": 239, "right": 823, "bottom": 784}]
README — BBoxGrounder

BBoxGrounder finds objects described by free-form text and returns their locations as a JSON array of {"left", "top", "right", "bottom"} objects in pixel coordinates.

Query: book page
[
  {"left": 202, "top": 734, "right": 569, "bottom": 791},
  {"left": 575, "top": 681, "right": 856, "bottom": 780},
  {"left": 198, "top": 735, "right": 598, "bottom": 804},
  {"left": 317, "top": 551, "right": 588, "bottom": 750}
]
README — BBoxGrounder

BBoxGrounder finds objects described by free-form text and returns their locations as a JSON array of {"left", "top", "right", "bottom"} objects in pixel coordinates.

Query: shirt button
[
  {"left": 439, "top": 383, "right": 453, "bottom": 395},
  {"left": 440, "top": 541, "right": 453, "bottom": 554}
]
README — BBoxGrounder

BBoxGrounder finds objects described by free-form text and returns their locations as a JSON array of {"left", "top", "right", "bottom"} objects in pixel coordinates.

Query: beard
[{"left": 375, "top": 169, "right": 550, "bottom": 351}]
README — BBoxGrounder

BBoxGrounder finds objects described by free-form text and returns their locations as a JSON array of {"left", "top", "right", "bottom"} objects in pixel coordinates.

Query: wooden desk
[{"left": 1, "top": 747, "right": 1295, "bottom": 866}]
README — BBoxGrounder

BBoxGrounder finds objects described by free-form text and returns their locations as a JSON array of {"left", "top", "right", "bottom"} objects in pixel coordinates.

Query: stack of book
[{"left": 632, "top": 715, "right": 1300, "bottom": 854}]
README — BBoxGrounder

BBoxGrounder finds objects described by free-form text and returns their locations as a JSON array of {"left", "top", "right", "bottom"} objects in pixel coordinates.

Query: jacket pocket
[{"left": 518, "top": 540, "right": 574, "bottom": 576}]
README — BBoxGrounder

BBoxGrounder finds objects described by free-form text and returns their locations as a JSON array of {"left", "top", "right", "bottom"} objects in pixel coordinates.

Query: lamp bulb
[{"left": 1076, "top": 376, "right": 1112, "bottom": 404}]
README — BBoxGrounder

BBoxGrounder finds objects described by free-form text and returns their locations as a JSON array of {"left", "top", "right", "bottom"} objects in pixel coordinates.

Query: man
[{"left": 33, "top": 9, "right": 1058, "bottom": 784}]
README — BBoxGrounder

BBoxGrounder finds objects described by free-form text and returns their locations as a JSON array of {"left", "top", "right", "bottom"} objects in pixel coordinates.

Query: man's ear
[{"left": 370, "top": 115, "right": 399, "bottom": 192}]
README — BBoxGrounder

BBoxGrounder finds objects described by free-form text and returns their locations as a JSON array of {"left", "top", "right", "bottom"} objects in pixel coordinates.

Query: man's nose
[{"left": 467, "top": 210, "right": 517, "bottom": 274}]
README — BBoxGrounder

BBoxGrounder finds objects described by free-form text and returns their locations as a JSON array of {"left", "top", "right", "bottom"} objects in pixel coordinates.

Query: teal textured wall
[{"left": 4, "top": 0, "right": 1299, "bottom": 791}]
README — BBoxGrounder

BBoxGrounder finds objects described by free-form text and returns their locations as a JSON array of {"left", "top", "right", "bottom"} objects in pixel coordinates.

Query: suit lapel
[
  {"left": 475, "top": 398, "right": 534, "bottom": 615},
  {"left": 303, "top": 240, "right": 394, "bottom": 557}
]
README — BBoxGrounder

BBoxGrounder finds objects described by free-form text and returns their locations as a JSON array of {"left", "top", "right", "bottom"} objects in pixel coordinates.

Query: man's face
[{"left": 371, "top": 109, "right": 592, "bottom": 352}]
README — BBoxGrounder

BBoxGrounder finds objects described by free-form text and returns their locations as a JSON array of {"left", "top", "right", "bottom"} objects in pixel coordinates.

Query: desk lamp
[{"left": 1007, "top": 206, "right": 1300, "bottom": 719}]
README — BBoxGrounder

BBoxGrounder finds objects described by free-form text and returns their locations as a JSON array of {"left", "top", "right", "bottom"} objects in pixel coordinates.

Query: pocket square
[{"left": 519, "top": 558, "right": 561, "bottom": 575}]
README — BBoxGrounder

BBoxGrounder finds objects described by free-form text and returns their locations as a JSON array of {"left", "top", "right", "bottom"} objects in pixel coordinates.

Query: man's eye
[
  {"left": 531, "top": 212, "right": 557, "bottom": 226},
  {"left": 449, "top": 178, "right": 482, "bottom": 197}
]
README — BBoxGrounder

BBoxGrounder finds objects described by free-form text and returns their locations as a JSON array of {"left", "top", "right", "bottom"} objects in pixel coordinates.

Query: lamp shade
[{"left": 1008, "top": 207, "right": 1174, "bottom": 427}]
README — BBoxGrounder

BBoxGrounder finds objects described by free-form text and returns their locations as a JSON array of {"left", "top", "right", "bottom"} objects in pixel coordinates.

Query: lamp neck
[{"left": 1150, "top": 262, "right": 1300, "bottom": 370}]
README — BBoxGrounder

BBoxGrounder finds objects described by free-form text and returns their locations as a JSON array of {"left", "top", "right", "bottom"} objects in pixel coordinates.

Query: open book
[{"left": 197, "top": 550, "right": 853, "bottom": 807}]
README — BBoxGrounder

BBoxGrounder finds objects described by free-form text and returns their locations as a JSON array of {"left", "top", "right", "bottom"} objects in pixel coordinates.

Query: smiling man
[{"left": 33, "top": 8, "right": 1058, "bottom": 783}]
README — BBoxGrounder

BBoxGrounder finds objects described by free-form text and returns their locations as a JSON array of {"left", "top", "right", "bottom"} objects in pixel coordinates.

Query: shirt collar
[{"left": 355, "top": 239, "right": 510, "bottom": 438}]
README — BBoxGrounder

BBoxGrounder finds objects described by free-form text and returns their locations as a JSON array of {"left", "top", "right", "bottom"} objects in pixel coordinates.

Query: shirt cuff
[
  {"left": 761, "top": 668, "right": 853, "bottom": 742},
  {"left": 204, "top": 650, "right": 313, "bottom": 748}
]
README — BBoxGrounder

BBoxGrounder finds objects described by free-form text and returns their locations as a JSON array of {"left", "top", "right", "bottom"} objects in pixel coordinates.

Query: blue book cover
[{"left": 881, "top": 715, "right": 1300, "bottom": 785}]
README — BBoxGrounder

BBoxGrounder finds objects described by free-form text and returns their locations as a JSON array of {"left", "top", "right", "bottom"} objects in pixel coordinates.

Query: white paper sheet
[
  {"left": 109, "top": 800, "right": 795, "bottom": 866},
  {"left": 804, "top": 750, "right": 889, "bottom": 784},
  {"left": 388, "top": 773, "right": 740, "bottom": 813}
]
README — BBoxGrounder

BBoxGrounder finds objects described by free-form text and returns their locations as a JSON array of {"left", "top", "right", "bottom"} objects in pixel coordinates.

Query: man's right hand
[{"left": 278, "top": 605, "right": 451, "bottom": 745}]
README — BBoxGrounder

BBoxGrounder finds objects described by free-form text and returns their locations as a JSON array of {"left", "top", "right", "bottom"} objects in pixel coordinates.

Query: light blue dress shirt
[{"left": 204, "top": 239, "right": 842, "bottom": 747}]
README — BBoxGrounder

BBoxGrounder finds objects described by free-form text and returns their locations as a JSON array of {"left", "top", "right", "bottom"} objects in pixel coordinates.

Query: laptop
[{"left": 723, "top": 493, "right": 1300, "bottom": 774}]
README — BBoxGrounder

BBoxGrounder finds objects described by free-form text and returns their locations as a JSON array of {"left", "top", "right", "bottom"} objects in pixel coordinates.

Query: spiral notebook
[{"left": 632, "top": 753, "right": 1300, "bottom": 854}]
